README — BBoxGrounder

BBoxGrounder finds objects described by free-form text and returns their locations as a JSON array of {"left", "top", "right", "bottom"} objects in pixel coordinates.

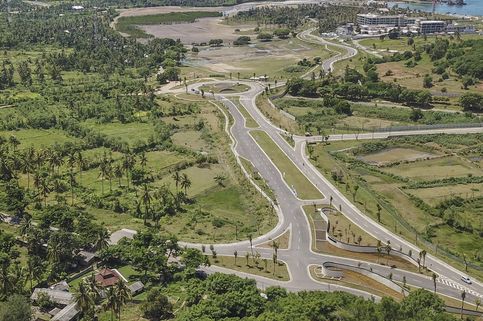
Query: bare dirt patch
[{"left": 140, "top": 17, "right": 251, "bottom": 44}]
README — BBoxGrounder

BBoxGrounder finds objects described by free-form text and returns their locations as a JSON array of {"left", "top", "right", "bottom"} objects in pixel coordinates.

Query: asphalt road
[{"left": 180, "top": 31, "right": 483, "bottom": 306}]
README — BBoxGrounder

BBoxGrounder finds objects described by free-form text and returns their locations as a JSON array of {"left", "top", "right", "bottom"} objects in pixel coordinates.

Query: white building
[
  {"left": 357, "top": 14, "right": 416, "bottom": 27},
  {"left": 419, "top": 20, "right": 446, "bottom": 34}
]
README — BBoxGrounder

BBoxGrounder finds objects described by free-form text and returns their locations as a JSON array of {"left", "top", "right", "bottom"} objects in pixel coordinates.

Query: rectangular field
[
  {"left": 360, "top": 148, "right": 438, "bottom": 166},
  {"left": 382, "top": 156, "right": 482, "bottom": 180}
]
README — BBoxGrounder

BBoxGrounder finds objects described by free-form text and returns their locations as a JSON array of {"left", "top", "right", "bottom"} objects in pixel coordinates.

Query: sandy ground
[{"left": 140, "top": 17, "right": 253, "bottom": 44}]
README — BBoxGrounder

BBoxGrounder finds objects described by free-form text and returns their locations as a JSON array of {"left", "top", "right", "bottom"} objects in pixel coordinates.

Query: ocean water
[{"left": 388, "top": 0, "right": 483, "bottom": 17}]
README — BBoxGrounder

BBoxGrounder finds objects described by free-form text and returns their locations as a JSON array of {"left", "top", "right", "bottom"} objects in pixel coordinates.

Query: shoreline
[{"left": 388, "top": 1, "right": 482, "bottom": 19}]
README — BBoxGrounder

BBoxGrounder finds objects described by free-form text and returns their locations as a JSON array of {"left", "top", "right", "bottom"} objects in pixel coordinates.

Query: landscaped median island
[
  {"left": 208, "top": 255, "right": 290, "bottom": 281},
  {"left": 303, "top": 205, "right": 422, "bottom": 274},
  {"left": 229, "top": 97, "right": 259, "bottom": 128},
  {"left": 250, "top": 130, "right": 323, "bottom": 200},
  {"left": 308, "top": 134, "right": 483, "bottom": 280},
  {"left": 309, "top": 265, "right": 404, "bottom": 300}
]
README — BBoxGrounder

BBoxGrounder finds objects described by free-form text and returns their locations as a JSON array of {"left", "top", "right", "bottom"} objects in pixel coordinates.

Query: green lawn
[
  {"left": 84, "top": 121, "right": 155, "bottom": 146},
  {"left": 383, "top": 156, "right": 482, "bottom": 181},
  {"left": 250, "top": 130, "right": 322, "bottom": 200},
  {"left": 1, "top": 128, "right": 79, "bottom": 149}
]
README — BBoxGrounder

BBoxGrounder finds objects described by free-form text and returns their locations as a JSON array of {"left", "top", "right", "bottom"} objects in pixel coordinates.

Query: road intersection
[{"left": 173, "top": 31, "right": 483, "bottom": 307}]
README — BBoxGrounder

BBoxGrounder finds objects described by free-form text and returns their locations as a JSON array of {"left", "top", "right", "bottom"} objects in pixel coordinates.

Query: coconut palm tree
[
  {"left": 172, "top": 171, "right": 181, "bottom": 193},
  {"left": 103, "top": 286, "right": 118, "bottom": 321},
  {"left": 68, "top": 168, "right": 76, "bottom": 205},
  {"left": 94, "top": 228, "right": 110, "bottom": 252},
  {"left": 180, "top": 173, "right": 191, "bottom": 196},
  {"left": 139, "top": 152, "right": 147, "bottom": 169},
  {"left": 385, "top": 244, "right": 391, "bottom": 265},
  {"left": 140, "top": 184, "right": 152, "bottom": 225},
  {"left": 461, "top": 290, "right": 466, "bottom": 319},
  {"left": 74, "top": 282, "right": 95, "bottom": 319},
  {"left": 122, "top": 152, "right": 135, "bottom": 189},
  {"left": 114, "top": 163, "right": 123, "bottom": 188},
  {"left": 115, "top": 280, "right": 131, "bottom": 320}
]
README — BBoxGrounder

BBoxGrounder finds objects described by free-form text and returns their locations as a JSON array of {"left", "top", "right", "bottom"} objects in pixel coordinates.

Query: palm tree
[
  {"left": 68, "top": 168, "right": 76, "bottom": 205},
  {"left": 103, "top": 286, "right": 118, "bottom": 321},
  {"left": 272, "top": 253, "right": 277, "bottom": 275},
  {"left": 114, "top": 163, "right": 123, "bottom": 188},
  {"left": 180, "top": 173, "right": 191, "bottom": 196},
  {"left": 74, "top": 282, "right": 95, "bottom": 318},
  {"left": 139, "top": 152, "right": 147, "bottom": 169},
  {"left": 272, "top": 240, "right": 279, "bottom": 257},
  {"left": 39, "top": 178, "right": 50, "bottom": 207},
  {"left": 460, "top": 290, "right": 466, "bottom": 319},
  {"left": 77, "top": 150, "right": 85, "bottom": 184},
  {"left": 385, "top": 244, "right": 391, "bottom": 265},
  {"left": 172, "top": 171, "right": 181, "bottom": 193},
  {"left": 122, "top": 152, "right": 135, "bottom": 189},
  {"left": 95, "top": 228, "right": 110, "bottom": 252},
  {"left": 19, "top": 214, "right": 33, "bottom": 237},
  {"left": 98, "top": 161, "right": 107, "bottom": 195},
  {"left": 21, "top": 151, "right": 34, "bottom": 191},
  {"left": 140, "top": 184, "right": 152, "bottom": 225},
  {"left": 420, "top": 250, "right": 427, "bottom": 270},
  {"left": 115, "top": 280, "right": 131, "bottom": 320}
]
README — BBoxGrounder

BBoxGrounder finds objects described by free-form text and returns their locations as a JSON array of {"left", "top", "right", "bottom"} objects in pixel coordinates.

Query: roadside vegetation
[{"left": 309, "top": 134, "right": 483, "bottom": 279}]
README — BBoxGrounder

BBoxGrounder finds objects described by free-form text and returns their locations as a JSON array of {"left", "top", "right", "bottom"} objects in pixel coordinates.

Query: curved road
[{"left": 176, "top": 30, "right": 483, "bottom": 306}]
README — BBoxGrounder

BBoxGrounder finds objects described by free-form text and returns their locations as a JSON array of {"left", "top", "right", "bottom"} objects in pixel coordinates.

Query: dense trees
[
  {"left": 287, "top": 70, "right": 433, "bottom": 108},
  {"left": 174, "top": 275, "right": 456, "bottom": 321},
  {"left": 232, "top": 4, "right": 361, "bottom": 32},
  {"left": 460, "top": 93, "right": 483, "bottom": 112},
  {"left": 0, "top": 295, "right": 32, "bottom": 321}
]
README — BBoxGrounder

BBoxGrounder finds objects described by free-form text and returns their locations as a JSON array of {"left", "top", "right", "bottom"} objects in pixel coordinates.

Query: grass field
[
  {"left": 1, "top": 128, "right": 79, "bottom": 148},
  {"left": 360, "top": 148, "right": 438, "bottom": 166},
  {"left": 84, "top": 121, "right": 155, "bottom": 146},
  {"left": 209, "top": 255, "right": 289, "bottom": 281},
  {"left": 383, "top": 156, "right": 482, "bottom": 180},
  {"left": 408, "top": 183, "right": 482, "bottom": 206},
  {"left": 310, "top": 136, "right": 483, "bottom": 280},
  {"left": 250, "top": 130, "right": 322, "bottom": 200}
]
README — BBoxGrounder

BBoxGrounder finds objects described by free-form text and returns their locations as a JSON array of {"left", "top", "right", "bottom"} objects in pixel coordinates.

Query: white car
[{"left": 461, "top": 276, "right": 472, "bottom": 284}]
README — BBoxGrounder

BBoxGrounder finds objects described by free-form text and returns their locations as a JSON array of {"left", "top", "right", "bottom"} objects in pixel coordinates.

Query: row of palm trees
[
  {"left": 137, "top": 171, "right": 191, "bottom": 227},
  {"left": 75, "top": 274, "right": 131, "bottom": 321}
]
